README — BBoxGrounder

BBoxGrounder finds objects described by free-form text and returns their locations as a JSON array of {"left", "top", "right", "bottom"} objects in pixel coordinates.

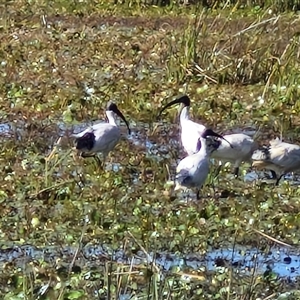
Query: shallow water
[
  {"left": 1, "top": 244, "right": 298, "bottom": 280},
  {"left": 0, "top": 123, "right": 12, "bottom": 135},
  {"left": 0, "top": 123, "right": 10, "bottom": 134},
  {"left": 1, "top": 120, "right": 300, "bottom": 186},
  {"left": 1, "top": 120, "right": 300, "bottom": 282}
]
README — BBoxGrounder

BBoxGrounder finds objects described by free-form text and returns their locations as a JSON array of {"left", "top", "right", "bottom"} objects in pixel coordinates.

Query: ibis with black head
[
  {"left": 211, "top": 133, "right": 258, "bottom": 177},
  {"left": 159, "top": 95, "right": 257, "bottom": 176},
  {"left": 158, "top": 95, "right": 208, "bottom": 155},
  {"left": 73, "top": 101, "right": 131, "bottom": 166},
  {"left": 175, "top": 129, "right": 232, "bottom": 199}
]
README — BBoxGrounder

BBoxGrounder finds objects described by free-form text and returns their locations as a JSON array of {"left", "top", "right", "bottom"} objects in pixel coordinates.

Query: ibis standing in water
[
  {"left": 211, "top": 133, "right": 258, "bottom": 176},
  {"left": 73, "top": 101, "right": 131, "bottom": 166},
  {"left": 159, "top": 95, "right": 257, "bottom": 176},
  {"left": 252, "top": 138, "right": 300, "bottom": 185},
  {"left": 175, "top": 129, "right": 232, "bottom": 199},
  {"left": 159, "top": 95, "right": 208, "bottom": 155}
]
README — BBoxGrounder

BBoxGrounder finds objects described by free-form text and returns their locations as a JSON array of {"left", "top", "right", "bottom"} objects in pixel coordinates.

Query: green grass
[{"left": 1, "top": 1, "right": 300, "bottom": 299}]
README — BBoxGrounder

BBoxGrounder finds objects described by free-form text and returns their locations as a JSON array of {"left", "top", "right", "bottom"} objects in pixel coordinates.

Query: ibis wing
[
  {"left": 213, "top": 134, "right": 256, "bottom": 162},
  {"left": 72, "top": 121, "right": 108, "bottom": 139},
  {"left": 251, "top": 147, "right": 269, "bottom": 161},
  {"left": 72, "top": 126, "right": 94, "bottom": 138},
  {"left": 270, "top": 146, "right": 300, "bottom": 170},
  {"left": 92, "top": 125, "right": 121, "bottom": 153}
]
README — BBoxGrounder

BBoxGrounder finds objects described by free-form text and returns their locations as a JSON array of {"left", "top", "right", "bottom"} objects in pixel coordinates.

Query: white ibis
[
  {"left": 211, "top": 133, "right": 258, "bottom": 176},
  {"left": 175, "top": 129, "right": 232, "bottom": 199},
  {"left": 73, "top": 101, "right": 130, "bottom": 166},
  {"left": 158, "top": 95, "right": 208, "bottom": 155},
  {"left": 252, "top": 138, "right": 300, "bottom": 185},
  {"left": 159, "top": 95, "right": 257, "bottom": 176}
]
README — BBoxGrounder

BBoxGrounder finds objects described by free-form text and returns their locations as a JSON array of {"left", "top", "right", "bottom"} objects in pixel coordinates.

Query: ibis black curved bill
[
  {"left": 107, "top": 101, "right": 131, "bottom": 135},
  {"left": 202, "top": 129, "right": 233, "bottom": 148},
  {"left": 158, "top": 95, "right": 191, "bottom": 117}
]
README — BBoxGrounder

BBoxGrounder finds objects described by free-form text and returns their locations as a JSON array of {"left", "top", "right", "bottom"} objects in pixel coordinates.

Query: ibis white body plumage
[
  {"left": 211, "top": 133, "right": 258, "bottom": 176},
  {"left": 159, "top": 95, "right": 215, "bottom": 155},
  {"left": 180, "top": 107, "right": 206, "bottom": 155},
  {"left": 175, "top": 129, "right": 229, "bottom": 199},
  {"left": 73, "top": 102, "right": 130, "bottom": 163},
  {"left": 159, "top": 95, "right": 254, "bottom": 176},
  {"left": 175, "top": 139, "right": 211, "bottom": 194},
  {"left": 252, "top": 138, "right": 300, "bottom": 185}
]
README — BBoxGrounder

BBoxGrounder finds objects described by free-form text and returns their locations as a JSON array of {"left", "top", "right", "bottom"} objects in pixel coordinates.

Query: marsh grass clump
[{"left": 125, "top": 0, "right": 300, "bottom": 13}]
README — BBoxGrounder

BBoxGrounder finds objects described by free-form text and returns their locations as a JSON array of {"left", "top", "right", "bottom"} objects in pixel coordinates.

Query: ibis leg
[
  {"left": 270, "top": 170, "right": 277, "bottom": 179},
  {"left": 196, "top": 190, "right": 201, "bottom": 200},
  {"left": 81, "top": 152, "right": 103, "bottom": 169},
  {"left": 233, "top": 167, "right": 239, "bottom": 177},
  {"left": 275, "top": 174, "right": 284, "bottom": 186},
  {"left": 94, "top": 156, "right": 103, "bottom": 169}
]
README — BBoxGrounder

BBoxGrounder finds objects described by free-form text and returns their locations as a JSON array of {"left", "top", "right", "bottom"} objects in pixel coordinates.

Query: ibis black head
[
  {"left": 158, "top": 95, "right": 191, "bottom": 117},
  {"left": 107, "top": 101, "right": 118, "bottom": 111},
  {"left": 202, "top": 129, "right": 233, "bottom": 148},
  {"left": 196, "top": 136, "right": 221, "bottom": 153},
  {"left": 107, "top": 101, "right": 131, "bottom": 135}
]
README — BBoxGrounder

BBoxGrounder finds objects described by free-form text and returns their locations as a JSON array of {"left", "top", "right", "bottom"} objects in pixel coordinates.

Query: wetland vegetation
[{"left": 1, "top": 0, "right": 300, "bottom": 299}]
